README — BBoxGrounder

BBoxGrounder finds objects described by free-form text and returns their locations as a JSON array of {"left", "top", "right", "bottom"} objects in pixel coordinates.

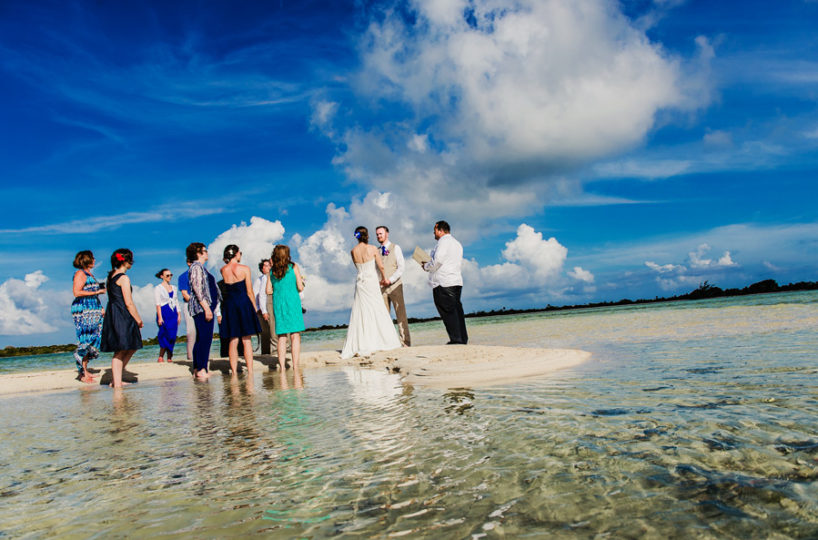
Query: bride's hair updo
[
  {"left": 354, "top": 226, "right": 368, "bottom": 244},
  {"left": 223, "top": 244, "right": 240, "bottom": 263}
]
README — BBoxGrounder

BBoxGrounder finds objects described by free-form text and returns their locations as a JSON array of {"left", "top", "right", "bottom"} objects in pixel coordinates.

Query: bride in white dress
[{"left": 341, "top": 226, "right": 402, "bottom": 359}]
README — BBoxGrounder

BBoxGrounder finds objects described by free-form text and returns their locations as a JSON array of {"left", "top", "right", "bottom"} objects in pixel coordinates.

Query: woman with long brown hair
[{"left": 267, "top": 244, "right": 305, "bottom": 371}]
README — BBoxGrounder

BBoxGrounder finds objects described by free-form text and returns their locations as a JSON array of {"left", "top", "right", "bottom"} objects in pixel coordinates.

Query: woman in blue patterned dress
[{"left": 71, "top": 250, "right": 105, "bottom": 383}]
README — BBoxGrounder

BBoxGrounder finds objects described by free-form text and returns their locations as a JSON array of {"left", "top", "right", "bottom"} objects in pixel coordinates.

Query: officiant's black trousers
[{"left": 433, "top": 285, "right": 468, "bottom": 344}]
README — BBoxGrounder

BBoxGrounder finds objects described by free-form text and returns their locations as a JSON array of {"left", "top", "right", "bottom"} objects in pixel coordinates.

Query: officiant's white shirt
[{"left": 423, "top": 234, "right": 463, "bottom": 288}]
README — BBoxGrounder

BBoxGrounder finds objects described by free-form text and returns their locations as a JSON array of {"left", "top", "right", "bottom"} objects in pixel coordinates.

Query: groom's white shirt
[
  {"left": 381, "top": 241, "right": 405, "bottom": 284},
  {"left": 424, "top": 234, "right": 463, "bottom": 288},
  {"left": 253, "top": 274, "right": 268, "bottom": 315}
]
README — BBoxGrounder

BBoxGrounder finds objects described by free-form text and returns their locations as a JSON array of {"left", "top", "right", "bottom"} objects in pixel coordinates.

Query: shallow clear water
[{"left": 1, "top": 292, "right": 817, "bottom": 538}]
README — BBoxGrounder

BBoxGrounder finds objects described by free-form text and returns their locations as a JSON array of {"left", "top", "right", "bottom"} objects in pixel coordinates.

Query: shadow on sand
[
  {"left": 98, "top": 368, "right": 139, "bottom": 386},
  {"left": 93, "top": 354, "right": 295, "bottom": 386},
  {"left": 174, "top": 354, "right": 290, "bottom": 375}
]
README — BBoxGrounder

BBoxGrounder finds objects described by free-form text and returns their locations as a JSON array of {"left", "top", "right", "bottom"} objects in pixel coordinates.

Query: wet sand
[{"left": 0, "top": 345, "right": 591, "bottom": 396}]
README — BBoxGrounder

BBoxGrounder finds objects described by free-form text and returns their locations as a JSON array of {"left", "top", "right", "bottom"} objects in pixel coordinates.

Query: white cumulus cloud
[
  {"left": 313, "top": 0, "right": 708, "bottom": 239},
  {"left": 207, "top": 216, "right": 286, "bottom": 279},
  {"left": 568, "top": 266, "right": 595, "bottom": 283},
  {"left": 645, "top": 261, "right": 685, "bottom": 273},
  {"left": 641, "top": 242, "right": 740, "bottom": 292},
  {"left": 689, "top": 243, "right": 737, "bottom": 269},
  {"left": 500, "top": 224, "right": 567, "bottom": 282},
  {"left": 0, "top": 271, "right": 66, "bottom": 335}
]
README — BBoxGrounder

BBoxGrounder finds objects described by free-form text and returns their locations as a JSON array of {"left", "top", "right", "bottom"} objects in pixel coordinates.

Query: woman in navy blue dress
[
  {"left": 219, "top": 244, "right": 261, "bottom": 377},
  {"left": 100, "top": 248, "right": 144, "bottom": 388}
]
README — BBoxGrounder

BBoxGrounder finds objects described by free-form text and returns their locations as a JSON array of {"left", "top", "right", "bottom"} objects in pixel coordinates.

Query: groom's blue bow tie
[{"left": 381, "top": 246, "right": 389, "bottom": 256}]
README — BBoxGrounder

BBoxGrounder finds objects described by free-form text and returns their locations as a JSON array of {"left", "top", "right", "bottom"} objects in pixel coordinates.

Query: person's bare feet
[
  {"left": 157, "top": 357, "right": 165, "bottom": 363},
  {"left": 110, "top": 381, "right": 131, "bottom": 388}
]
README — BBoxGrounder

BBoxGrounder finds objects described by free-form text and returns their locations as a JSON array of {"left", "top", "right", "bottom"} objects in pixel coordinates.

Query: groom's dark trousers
[{"left": 433, "top": 285, "right": 468, "bottom": 344}]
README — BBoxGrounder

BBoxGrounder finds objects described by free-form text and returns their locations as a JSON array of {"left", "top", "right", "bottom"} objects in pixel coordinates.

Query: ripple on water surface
[{"left": 1, "top": 292, "right": 817, "bottom": 537}]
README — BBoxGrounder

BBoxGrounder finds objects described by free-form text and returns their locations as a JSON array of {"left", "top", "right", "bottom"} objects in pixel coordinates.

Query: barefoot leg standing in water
[
  {"left": 100, "top": 249, "right": 144, "bottom": 387},
  {"left": 111, "top": 350, "right": 136, "bottom": 388}
]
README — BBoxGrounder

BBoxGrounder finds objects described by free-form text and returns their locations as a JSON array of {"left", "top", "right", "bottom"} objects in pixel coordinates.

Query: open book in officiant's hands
[{"left": 412, "top": 246, "right": 431, "bottom": 265}]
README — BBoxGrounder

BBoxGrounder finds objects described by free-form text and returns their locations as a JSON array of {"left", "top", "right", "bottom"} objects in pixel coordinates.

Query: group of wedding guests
[
  {"left": 70, "top": 243, "right": 306, "bottom": 388},
  {"left": 70, "top": 220, "right": 468, "bottom": 388}
]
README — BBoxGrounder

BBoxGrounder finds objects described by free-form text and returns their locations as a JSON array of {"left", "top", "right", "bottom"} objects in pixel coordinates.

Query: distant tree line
[
  {"left": 460, "top": 278, "right": 818, "bottom": 319},
  {"left": 2, "top": 278, "right": 816, "bottom": 358}
]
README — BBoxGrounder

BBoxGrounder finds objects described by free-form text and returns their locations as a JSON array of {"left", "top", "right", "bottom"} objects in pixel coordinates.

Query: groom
[{"left": 376, "top": 225, "right": 411, "bottom": 346}]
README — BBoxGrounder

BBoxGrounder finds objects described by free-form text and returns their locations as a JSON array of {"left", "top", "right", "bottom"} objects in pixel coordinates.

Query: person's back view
[
  {"left": 341, "top": 226, "right": 401, "bottom": 359},
  {"left": 219, "top": 244, "right": 260, "bottom": 376}
]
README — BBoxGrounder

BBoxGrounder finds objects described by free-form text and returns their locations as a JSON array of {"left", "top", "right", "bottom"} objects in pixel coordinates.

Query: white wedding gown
[{"left": 341, "top": 258, "right": 402, "bottom": 359}]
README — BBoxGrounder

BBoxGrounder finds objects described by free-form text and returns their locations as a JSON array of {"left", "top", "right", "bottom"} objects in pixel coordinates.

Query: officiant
[{"left": 419, "top": 220, "right": 468, "bottom": 345}]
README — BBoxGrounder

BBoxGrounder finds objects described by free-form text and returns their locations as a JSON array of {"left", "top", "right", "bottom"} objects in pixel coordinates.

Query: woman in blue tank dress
[
  {"left": 71, "top": 250, "right": 106, "bottom": 383},
  {"left": 268, "top": 244, "right": 305, "bottom": 371},
  {"left": 100, "top": 248, "right": 144, "bottom": 388},
  {"left": 219, "top": 244, "right": 261, "bottom": 377},
  {"left": 154, "top": 268, "right": 180, "bottom": 362}
]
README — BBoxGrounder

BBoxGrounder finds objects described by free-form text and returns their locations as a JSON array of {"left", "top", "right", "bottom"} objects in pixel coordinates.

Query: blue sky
[{"left": 1, "top": 0, "right": 817, "bottom": 346}]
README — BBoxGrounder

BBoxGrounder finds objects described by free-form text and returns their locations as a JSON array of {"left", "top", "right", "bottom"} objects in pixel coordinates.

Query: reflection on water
[{"left": 1, "top": 292, "right": 817, "bottom": 537}]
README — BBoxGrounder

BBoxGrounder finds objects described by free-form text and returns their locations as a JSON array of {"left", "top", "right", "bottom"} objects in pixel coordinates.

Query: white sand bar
[
  {"left": 302, "top": 344, "right": 591, "bottom": 388},
  {"left": 0, "top": 361, "right": 194, "bottom": 396},
  {"left": 0, "top": 345, "right": 591, "bottom": 395}
]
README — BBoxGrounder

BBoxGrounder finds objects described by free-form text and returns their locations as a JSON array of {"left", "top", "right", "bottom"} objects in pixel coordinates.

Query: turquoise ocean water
[{"left": 1, "top": 291, "right": 816, "bottom": 537}]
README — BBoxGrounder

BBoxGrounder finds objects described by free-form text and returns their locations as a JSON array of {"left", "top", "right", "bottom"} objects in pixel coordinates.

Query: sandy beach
[{"left": 0, "top": 344, "right": 591, "bottom": 396}]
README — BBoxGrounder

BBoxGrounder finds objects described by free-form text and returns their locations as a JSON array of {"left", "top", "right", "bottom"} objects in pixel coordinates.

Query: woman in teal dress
[{"left": 268, "top": 244, "right": 305, "bottom": 371}]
